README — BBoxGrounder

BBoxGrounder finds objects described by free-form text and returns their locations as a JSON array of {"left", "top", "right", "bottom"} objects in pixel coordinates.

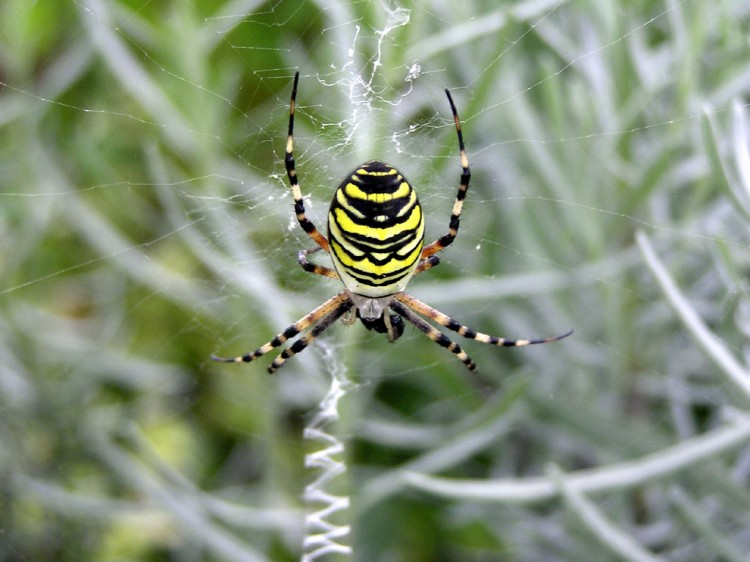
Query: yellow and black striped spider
[{"left": 212, "top": 72, "right": 571, "bottom": 373}]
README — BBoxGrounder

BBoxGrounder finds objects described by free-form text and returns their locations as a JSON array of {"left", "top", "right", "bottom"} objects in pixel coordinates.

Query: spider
[{"left": 212, "top": 72, "right": 571, "bottom": 373}]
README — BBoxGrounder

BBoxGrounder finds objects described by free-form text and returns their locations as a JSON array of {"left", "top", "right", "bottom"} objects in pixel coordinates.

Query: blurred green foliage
[{"left": 2, "top": 0, "right": 750, "bottom": 560}]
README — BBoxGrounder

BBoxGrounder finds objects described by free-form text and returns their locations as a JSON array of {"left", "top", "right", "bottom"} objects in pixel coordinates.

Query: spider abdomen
[{"left": 327, "top": 160, "right": 424, "bottom": 298}]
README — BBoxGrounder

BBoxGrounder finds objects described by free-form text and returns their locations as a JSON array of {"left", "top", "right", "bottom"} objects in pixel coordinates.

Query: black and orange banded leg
[
  {"left": 396, "top": 293, "right": 573, "bottom": 347},
  {"left": 421, "top": 88, "right": 471, "bottom": 259},
  {"left": 414, "top": 255, "right": 440, "bottom": 275},
  {"left": 389, "top": 299, "right": 477, "bottom": 371},
  {"left": 286, "top": 71, "right": 330, "bottom": 253},
  {"left": 211, "top": 291, "right": 351, "bottom": 372},
  {"left": 266, "top": 298, "right": 353, "bottom": 373},
  {"left": 298, "top": 247, "right": 340, "bottom": 279}
]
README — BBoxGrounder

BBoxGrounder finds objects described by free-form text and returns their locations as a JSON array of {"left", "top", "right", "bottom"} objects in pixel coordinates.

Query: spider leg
[
  {"left": 267, "top": 298, "right": 353, "bottom": 373},
  {"left": 414, "top": 255, "right": 440, "bottom": 275},
  {"left": 211, "top": 291, "right": 350, "bottom": 371},
  {"left": 389, "top": 299, "right": 477, "bottom": 371},
  {"left": 286, "top": 71, "right": 330, "bottom": 252},
  {"left": 298, "top": 247, "right": 339, "bottom": 279},
  {"left": 396, "top": 293, "right": 573, "bottom": 346},
  {"left": 421, "top": 88, "right": 471, "bottom": 259}
]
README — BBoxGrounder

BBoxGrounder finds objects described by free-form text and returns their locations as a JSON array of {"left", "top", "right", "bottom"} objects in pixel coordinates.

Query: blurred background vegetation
[{"left": 2, "top": 0, "right": 750, "bottom": 560}]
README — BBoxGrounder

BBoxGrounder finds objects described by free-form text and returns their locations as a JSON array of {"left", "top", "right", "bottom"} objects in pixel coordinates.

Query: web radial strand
[{"left": 301, "top": 343, "right": 354, "bottom": 561}]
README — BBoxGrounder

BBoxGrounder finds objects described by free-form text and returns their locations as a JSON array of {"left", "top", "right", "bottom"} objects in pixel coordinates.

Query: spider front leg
[
  {"left": 265, "top": 298, "right": 353, "bottom": 373},
  {"left": 389, "top": 299, "right": 477, "bottom": 371},
  {"left": 211, "top": 291, "right": 351, "bottom": 373},
  {"left": 421, "top": 88, "right": 471, "bottom": 260},
  {"left": 286, "top": 71, "right": 330, "bottom": 253},
  {"left": 396, "top": 294, "right": 573, "bottom": 347}
]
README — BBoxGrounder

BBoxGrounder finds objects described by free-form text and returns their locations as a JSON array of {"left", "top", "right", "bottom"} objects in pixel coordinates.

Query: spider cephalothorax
[{"left": 212, "top": 72, "right": 571, "bottom": 373}]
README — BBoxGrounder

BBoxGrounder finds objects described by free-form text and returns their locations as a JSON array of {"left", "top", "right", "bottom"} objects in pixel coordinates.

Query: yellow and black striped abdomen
[{"left": 328, "top": 160, "right": 424, "bottom": 298}]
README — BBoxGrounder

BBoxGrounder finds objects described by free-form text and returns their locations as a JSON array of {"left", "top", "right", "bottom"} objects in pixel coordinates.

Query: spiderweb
[{"left": 2, "top": 0, "right": 750, "bottom": 560}]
